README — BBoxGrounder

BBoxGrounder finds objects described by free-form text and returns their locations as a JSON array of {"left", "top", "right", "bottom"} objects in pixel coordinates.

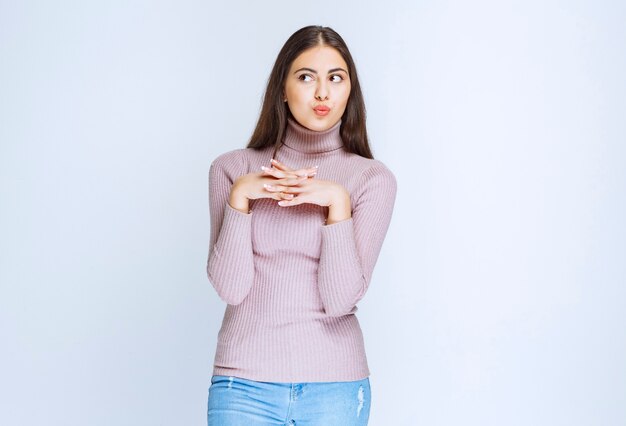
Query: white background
[{"left": 1, "top": 0, "right": 625, "bottom": 425}]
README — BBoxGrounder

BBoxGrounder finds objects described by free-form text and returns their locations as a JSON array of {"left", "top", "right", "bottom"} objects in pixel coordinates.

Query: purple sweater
[{"left": 206, "top": 117, "right": 397, "bottom": 382}]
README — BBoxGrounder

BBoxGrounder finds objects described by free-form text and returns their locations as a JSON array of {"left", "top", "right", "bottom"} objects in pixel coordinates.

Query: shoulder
[
  {"left": 210, "top": 147, "right": 266, "bottom": 179},
  {"left": 344, "top": 153, "right": 397, "bottom": 190},
  {"left": 210, "top": 148, "right": 249, "bottom": 170},
  {"left": 338, "top": 153, "right": 397, "bottom": 210}
]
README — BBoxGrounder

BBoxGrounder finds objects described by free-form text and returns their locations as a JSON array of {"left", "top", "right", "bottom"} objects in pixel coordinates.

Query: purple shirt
[{"left": 207, "top": 118, "right": 397, "bottom": 382}]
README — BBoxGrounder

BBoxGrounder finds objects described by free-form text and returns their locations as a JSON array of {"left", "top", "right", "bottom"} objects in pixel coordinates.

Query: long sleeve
[
  {"left": 206, "top": 153, "right": 255, "bottom": 305},
  {"left": 208, "top": 119, "right": 397, "bottom": 382},
  {"left": 317, "top": 162, "right": 397, "bottom": 317}
]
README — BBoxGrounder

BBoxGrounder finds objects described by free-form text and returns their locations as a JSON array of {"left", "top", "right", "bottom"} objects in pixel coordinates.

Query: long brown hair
[{"left": 246, "top": 25, "right": 373, "bottom": 159}]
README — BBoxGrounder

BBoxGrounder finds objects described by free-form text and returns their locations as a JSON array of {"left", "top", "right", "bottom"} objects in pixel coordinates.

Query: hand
[
  {"left": 229, "top": 171, "right": 305, "bottom": 212},
  {"left": 263, "top": 159, "right": 351, "bottom": 224},
  {"left": 228, "top": 159, "right": 318, "bottom": 213},
  {"left": 261, "top": 158, "right": 318, "bottom": 179}
]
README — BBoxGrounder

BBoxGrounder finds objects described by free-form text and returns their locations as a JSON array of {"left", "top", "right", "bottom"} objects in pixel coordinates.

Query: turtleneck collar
[{"left": 282, "top": 117, "right": 344, "bottom": 154}]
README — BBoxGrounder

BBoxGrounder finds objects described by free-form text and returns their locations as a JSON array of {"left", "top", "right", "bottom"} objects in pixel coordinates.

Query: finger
[
  {"left": 263, "top": 191, "right": 293, "bottom": 201},
  {"left": 271, "top": 159, "right": 318, "bottom": 177},
  {"left": 278, "top": 192, "right": 295, "bottom": 200},
  {"left": 270, "top": 159, "right": 295, "bottom": 172},
  {"left": 261, "top": 166, "right": 287, "bottom": 178},
  {"left": 292, "top": 166, "right": 319, "bottom": 178},
  {"left": 280, "top": 187, "right": 306, "bottom": 195},
  {"left": 263, "top": 183, "right": 293, "bottom": 193},
  {"left": 270, "top": 176, "right": 308, "bottom": 187},
  {"left": 261, "top": 166, "right": 302, "bottom": 179},
  {"left": 277, "top": 197, "right": 306, "bottom": 207},
  {"left": 264, "top": 183, "right": 306, "bottom": 193}
]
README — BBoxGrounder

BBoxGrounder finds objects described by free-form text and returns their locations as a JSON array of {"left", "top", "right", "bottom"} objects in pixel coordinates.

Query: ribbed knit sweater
[{"left": 206, "top": 117, "right": 397, "bottom": 383}]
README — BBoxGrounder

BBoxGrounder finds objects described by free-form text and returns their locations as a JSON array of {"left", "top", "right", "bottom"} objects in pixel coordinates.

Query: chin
[{"left": 303, "top": 117, "right": 339, "bottom": 132}]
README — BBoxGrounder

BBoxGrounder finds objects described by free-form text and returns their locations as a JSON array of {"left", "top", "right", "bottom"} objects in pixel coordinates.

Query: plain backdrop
[{"left": 1, "top": 0, "right": 625, "bottom": 425}]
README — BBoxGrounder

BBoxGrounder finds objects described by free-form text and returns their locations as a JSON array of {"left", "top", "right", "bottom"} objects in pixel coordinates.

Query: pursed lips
[{"left": 313, "top": 105, "right": 330, "bottom": 112}]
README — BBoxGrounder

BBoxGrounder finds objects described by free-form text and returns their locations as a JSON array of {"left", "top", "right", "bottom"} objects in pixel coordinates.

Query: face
[{"left": 283, "top": 45, "right": 351, "bottom": 132}]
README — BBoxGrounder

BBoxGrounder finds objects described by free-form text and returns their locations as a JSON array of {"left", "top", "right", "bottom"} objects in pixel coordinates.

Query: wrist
[
  {"left": 326, "top": 187, "right": 351, "bottom": 225},
  {"left": 229, "top": 185, "right": 250, "bottom": 214}
]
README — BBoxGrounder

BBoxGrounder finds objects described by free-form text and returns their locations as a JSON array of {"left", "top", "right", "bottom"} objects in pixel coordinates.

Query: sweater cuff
[
  {"left": 225, "top": 201, "right": 252, "bottom": 217},
  {"left": 321, "top": 216, "right": 353, "bottom": 238},
  {"left": 320, "top": 217, "right": 362, "bottom": 277},
  {"left": 215, "top": 202, "right": 252, "bottom": 251}
]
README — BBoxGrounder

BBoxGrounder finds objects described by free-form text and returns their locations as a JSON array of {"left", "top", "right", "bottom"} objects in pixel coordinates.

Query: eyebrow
[{"left": 293, "top": 67, "right": 348, "bottom": 75}]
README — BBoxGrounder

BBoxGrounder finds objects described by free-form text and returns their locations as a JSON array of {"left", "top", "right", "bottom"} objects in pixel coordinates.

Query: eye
[
  {"left": 298, "top": 74, "right": 314, "bottom": 82},
  {"left": 330, "top": 74, "right": 344, "bottom": 83}
]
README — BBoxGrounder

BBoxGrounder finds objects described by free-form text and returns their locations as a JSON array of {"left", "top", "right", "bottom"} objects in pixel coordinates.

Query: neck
[{"left": 282, "top": 117, "right": 344, "bottom": 154}]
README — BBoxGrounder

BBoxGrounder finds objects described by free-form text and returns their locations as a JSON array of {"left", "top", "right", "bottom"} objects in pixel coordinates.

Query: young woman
[{"left": 206, "top": 25, "right": 397, "bottom": 425}]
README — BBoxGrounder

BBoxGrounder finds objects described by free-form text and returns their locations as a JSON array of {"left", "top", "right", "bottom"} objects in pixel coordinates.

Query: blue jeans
[{"left": 207, "top": 375, "right": 371, "bottom": 425}]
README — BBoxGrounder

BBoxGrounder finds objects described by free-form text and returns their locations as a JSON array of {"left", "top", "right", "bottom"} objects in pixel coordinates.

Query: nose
[{"left": 315, "top": 80, "right": 329, "bottom": 101}]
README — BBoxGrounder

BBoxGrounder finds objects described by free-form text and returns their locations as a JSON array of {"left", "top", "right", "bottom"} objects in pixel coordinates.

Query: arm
[
  {"left": 317, "top": 163, "right": 397, "bottom": 317},
  {"left": 206, "top": 155, "right": 255, "bottom": 305},
  {"left": 207, "top": 155, "right": 316, "bottom": 304}
]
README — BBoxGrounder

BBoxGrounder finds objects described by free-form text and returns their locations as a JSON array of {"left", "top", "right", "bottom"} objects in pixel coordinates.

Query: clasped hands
[{"left": 229, "top": 159, "right": 351, "bottom": 224}]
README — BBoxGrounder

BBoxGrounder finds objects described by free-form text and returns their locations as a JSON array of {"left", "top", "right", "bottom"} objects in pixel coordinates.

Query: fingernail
[
  {"left": 263, "top": 184, "right": 273, "bottom": 189},
  {"left": 261, "top": 166, "right": 269, "bottom": 171},
  {"left": 278, "top": 200, "right": 286, "bottom": 206},
  {"left": 271, "top": 159, "right": 278, "bottom": 164}
]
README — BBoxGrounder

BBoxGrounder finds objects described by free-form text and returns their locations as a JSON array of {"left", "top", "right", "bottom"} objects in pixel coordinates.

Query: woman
[{"left": 206, "top": 25, "right": 397, "bottom": 425}]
